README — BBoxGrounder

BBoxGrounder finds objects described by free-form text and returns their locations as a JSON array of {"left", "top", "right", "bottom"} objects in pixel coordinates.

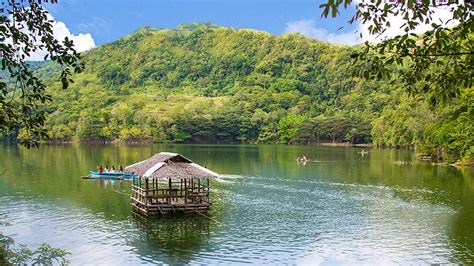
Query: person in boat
[
  {"left": 110, "top": 166, "right": 116, "bottom": 173},
  {"left": 97, "top": 165, "right": 104, "bottom": 173},
  {"left": 118, "top": 165, "right": 124, "bottom": 173},
  {"left": 105, "top": 165, "right": 109, "bottom": 172}
]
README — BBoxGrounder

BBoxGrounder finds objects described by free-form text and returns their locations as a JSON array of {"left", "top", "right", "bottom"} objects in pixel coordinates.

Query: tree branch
[{"left": 395, "top": 51, "right": 474, "bottom": 57}]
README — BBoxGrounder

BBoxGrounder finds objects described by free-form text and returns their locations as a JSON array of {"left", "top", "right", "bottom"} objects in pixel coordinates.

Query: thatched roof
[{"left": 125, "top": 152, "right": 218, "bottom": 179}]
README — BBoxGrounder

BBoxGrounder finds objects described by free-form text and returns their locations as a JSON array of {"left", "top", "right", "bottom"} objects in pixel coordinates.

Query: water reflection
[
  {"left": 129, "top": 213, "right": 213, "bottom": 264},
  {"left": 448, "top": 170, "right": 474, "bottom": 263},
  {"left": 0, "top": 143, "right": 473, "bottom": 264}
]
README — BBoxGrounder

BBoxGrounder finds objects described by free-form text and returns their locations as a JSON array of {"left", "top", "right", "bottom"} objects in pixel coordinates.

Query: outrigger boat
[{"left": 82, "top": 171, "right": 135, "bottom": 180}]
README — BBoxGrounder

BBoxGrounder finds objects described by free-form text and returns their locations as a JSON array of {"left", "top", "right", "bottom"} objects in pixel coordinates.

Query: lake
[{"left": 0, "top": 143, "right": 473, "bottom": 264}]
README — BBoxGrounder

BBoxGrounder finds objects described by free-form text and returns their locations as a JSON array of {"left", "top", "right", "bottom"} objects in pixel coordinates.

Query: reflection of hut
[
  {"left": 125, "top": 152, "right": 219, "bottom": 215},
  {"left": 130, "top": 213, "right": 212, "bottom": 263}
]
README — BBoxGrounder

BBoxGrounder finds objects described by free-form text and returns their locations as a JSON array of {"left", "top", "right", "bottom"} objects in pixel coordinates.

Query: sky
[
  {"left": 40, "top": 0, "right": 359, "bottom": 50},
  {"left": 33, "top": 0, "right": 454, "bottom": 60}
]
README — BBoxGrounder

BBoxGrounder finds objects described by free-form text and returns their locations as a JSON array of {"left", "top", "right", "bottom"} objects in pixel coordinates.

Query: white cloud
[
  {"left": 361, "top": 5, "right": 458, "bottom": 43},
  {"left": 284, "top": 19, "right": 362, "bottom": 45},
  {"left": 28, "top": 14, "right": 96, "bottom": 61},
  {"left": 284, "top": 5, "right": 459, "bottom": 45}
]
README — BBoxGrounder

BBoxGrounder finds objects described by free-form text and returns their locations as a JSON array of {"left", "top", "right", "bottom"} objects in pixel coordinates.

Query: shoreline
[
  {"left": 2, "top": 139, "right": 375, "bottom": 147},
  {"left": 2, "top": 140, "right": 471, "bottom": 167},
  {"left": 317, "top": 142, "right": 374, "bottom": 147}
]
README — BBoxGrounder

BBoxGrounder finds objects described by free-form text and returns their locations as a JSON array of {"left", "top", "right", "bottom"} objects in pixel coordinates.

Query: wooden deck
[{"left": 131, "top": 198, "right": 211, "bottom": 215}]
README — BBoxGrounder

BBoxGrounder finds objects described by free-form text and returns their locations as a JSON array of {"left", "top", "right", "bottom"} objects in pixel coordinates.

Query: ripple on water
[
  {"left": 0, "top": 172, "right": 469, "bottom": 265},
  {"left": 210, "top": 174, "right": 462, "bottom": 264}
]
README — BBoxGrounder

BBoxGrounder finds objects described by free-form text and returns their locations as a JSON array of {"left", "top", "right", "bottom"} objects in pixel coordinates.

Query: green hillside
[{"left": 11, "top": 23, "right": 474, "bottom": 162}]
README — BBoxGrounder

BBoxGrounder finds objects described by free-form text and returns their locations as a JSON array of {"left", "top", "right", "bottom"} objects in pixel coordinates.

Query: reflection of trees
[
  {"left": 192, "top": 144, "right": 474, "bottom": 263},
  {"left": 0, "top": 144, "right": 155, "bottom": 219},
  {"left": 367, "top": 152, "right": 474, "bottom": 263},
  {"left": 2, "top": 143, "right": 473, "bottom": 262},
  {"left": 370, "top": 153, "right": 472, "bottom": 206},
  {"left": 2, "top": 143, "right": 225, "bottom": 264},
  {"left": 447, "top": 170, "right": 474, "bottom": 264},
  {"left": 129, "top": 213, "right": 213, "bottom": 264}
]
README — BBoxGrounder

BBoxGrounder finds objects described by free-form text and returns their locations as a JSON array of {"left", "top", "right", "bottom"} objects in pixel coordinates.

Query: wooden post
[
  {"left": 184, "top": 178, "right": 187, "bottom": 204},
  {"left": 205, "top": 178, "right": 209, "bottom": 203},
  {"left": 168, "top": 178, "right": 172, "bottom": 203},
  {"left": 198, "top": 178, "right": 202, "bottom": 203},
  {"left": 145, "top": 177, "right": 149, "bottom": 206}
]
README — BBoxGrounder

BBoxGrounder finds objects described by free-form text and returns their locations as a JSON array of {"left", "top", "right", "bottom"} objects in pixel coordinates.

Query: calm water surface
[{"left": 0, "top": 144, "right": 473, "bottom": 264}]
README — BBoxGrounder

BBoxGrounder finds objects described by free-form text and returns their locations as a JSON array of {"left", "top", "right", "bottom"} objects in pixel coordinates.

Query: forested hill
[{"left": 19, "top": 23, "right": 473, "bottom": 162}]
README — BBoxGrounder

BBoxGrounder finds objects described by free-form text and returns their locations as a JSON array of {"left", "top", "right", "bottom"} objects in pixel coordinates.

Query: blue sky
[{"left": 44, "top": 0, "right": 359, "bottom": 46}]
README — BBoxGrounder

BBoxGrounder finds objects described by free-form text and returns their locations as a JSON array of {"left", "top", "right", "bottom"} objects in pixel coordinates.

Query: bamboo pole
[
  {"left": 168, "top": 178, "right": 172, "bottom": 203},
  {"left": 184, "top": 178, "right": 187, "bottom": 204}
]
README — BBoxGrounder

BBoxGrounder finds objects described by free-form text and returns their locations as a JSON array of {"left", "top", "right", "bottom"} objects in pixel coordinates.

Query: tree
[
  {"left": 322, "top": 114, "right": 350, "bottom": 143},
  {"left": 423, "top": 87, "right": 474, "bottom": 161},
  {"left": 76, "top": 109, "right": 104, "bottom": 141},
  {"left": 320, "top": 0, "right": 473, "bottom": 103},
  {"left": 110, "top": 102, "right": 133, "bottom": 127},
  {"left": 0, "top": 0, "right": 83, "bottom": 147},
  {"left": 277, "top": 113, "right": 306, "bottom": 144}
]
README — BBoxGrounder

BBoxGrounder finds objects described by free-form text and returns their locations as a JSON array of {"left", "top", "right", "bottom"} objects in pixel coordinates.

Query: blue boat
[{"left": 85, "top": 171, "right": 134, "bottom": 179}]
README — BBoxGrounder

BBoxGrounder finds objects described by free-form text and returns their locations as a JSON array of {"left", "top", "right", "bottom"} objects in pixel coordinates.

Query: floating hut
[{"left": 125, "top": 152, "right": 219, "bottom": 215}]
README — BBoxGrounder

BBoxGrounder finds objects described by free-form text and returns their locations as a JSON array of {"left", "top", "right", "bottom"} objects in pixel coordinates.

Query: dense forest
[{"left": 2, "top": 23, "right": 473, "bottom": 163}]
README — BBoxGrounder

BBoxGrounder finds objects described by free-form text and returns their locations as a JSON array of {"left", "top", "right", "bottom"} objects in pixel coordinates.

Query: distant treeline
[{"left": 2, "top": 23, "right": 472, "bottom": 163}]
